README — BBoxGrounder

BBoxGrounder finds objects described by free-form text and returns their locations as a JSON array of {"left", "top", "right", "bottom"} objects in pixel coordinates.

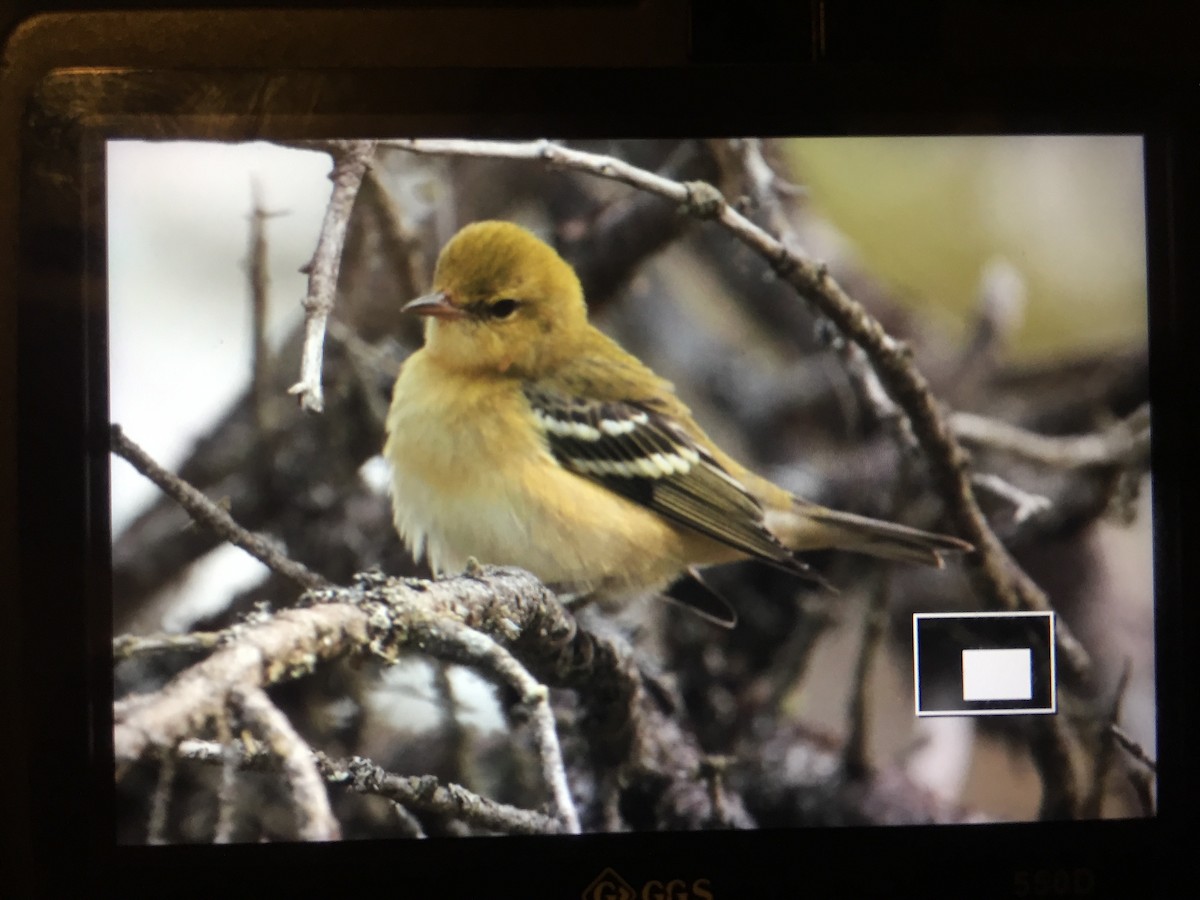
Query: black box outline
[{"left": 913, "top": 611, "right": 1058, "bottom": 718}]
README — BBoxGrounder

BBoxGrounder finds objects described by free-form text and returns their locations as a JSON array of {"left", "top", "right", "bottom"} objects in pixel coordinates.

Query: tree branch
[
  {"left": 361, "top": 595, "right": 580, "bottom": 833},
  {"left": 971, "top": 472, "right": 1053, "bottom": 526},
  {"left": 952, "top": 404, "right": 1151, "bottom": 470},
  {"left": 114, "top": 600, "right": 366, "bottom": 764},
  {"left": 289, "top": 139, "right": 377, "bottom": 413},
  {"left": 110, "top": 423, "right": 330, "bottom": 591},
  {"left": 318, "top": 754, "right": 565, "bottom": 836},
  {"left": 172, "top": 739, "right": 566, "bottom": 835},
  {"left": 230, "top": 686, "right": 342, "bottom": 841}
]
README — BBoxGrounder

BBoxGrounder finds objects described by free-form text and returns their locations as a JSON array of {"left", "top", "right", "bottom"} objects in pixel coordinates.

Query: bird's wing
[{"left": 523, "top": 384, "right": 813, "bottom": 575}]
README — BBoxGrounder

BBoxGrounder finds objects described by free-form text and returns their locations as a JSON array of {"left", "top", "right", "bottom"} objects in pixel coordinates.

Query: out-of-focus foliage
[{"left": 787, "top": 137, "right": 1147, "bottom": 360}]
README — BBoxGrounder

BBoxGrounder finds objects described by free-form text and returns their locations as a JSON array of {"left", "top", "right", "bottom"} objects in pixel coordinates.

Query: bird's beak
[{"left": 402, "top": 292, "right": 466, "bottom": 320}]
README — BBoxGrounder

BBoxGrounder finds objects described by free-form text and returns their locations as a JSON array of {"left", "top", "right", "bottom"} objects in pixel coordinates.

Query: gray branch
[
  {"left": 110, "top": 424, "right": 330, "bottom": 591},
  {"left": 952, "top": 404, "right": 1151, "bottom": 470},
  {"left": 289, "top": 140, "right": 377, "bottom": 413}
]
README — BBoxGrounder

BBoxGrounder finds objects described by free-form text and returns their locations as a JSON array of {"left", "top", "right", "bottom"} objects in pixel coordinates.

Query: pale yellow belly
[
  {"left": 384, "top": 361, "right": 709, "bottom": 598},
  {"left": 390, "top": 452, "right": 693, "bottom": 596}
]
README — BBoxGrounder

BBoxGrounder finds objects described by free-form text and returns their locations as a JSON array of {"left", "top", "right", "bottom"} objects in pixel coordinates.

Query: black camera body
[{"left": 2, "top": 3, "right": 1196, "bottom": 897}]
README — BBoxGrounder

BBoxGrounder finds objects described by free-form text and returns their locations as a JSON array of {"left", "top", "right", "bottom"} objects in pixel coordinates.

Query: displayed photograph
[{"left": 109, "top": 135, "right": 1154, "bottom": 842}]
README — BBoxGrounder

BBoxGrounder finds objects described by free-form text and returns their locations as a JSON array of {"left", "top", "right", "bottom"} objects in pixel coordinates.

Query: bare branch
[
  {"left": 972, "top": 472, "right": 1053, "bottom": 526},
  {"left": 114, "top": 601, "right": 366, "bottom": 764},
  {"left": 112, "top": 139, "right": 1148, "bottom": 834},
  {"left": 113, "top": 630, "right": 224, "bottom": 662},
  {"left": 326, "top": 318, "right": 394, "bottom": 432},
  {"left": 1107, "top": 711, "right": 1159, "bottom": 821},
  {"left": 171, "top": 739, "right": 555, "bottom": 836},
  {"left": 115, "top": 563, "right": 757, "bottom": 831},
  {"left": 147, "top": 750, "right": 176, "bottom": 845},
  {"left": 842, "top": 574, "right": 890, "bottom": 778},
  {"left": 176, "top": 737, "right": 265, "bottom": 767},
  {"left": 318, "top": 754, "right": 564, "bottom": 836},
  {"left": 230, "top": 687, "right": 342, "bottom": 841},
  {"left": 389, "top": 139, "right": 690, "bottom": 206},
  {"left": 947, "top": 258, "right": 1029, "bottom": 401},
  {"left": 247, "top": 179, "right": 277, "bottom": 431},
  {"left": 389, "top": 801, "right": 429, "bottom": 838},
  {"left": 118, "top": 562, "right": 1001, "bottom": 832},
  {"left": 720, "top": 138, "right": 916, "bottom": 446},
  {"left": 373, "top": 607, "right": 580, "bottom": 833},
  {"left": 953, "top": 404, "right": 1151, "bottom": 470},
  {"left": 113, "top": 567, "right": 578, "bottom": 834},
  {"left": 212, "top": 718, "right": 239, "bottom": 843},
  {"left": 1110, "top": 724, "right": 1157, "bottom": 774},
  {"left": 289, "top": 139, "right": 377, "bottom": 413},
  {"left": 110, "top": 424, "right": 330, "bottom": 591}
]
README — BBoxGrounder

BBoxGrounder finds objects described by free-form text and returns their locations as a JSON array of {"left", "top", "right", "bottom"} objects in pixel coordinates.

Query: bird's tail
[{"left": 766, "top": 501, "right": 973, "bottom": 568}]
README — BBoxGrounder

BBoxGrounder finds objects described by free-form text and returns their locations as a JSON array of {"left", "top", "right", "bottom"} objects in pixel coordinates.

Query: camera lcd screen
[{"left": 107, "top": 132, "right": 1155, "bottom": 847}]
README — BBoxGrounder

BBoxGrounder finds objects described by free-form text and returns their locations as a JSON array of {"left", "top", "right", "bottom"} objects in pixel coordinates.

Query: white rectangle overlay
[
  {"left": 913, "top": 611, "right": 1057, "bottom": 717},
  {"left": 961, "top": 648, "right": 1032, "bottom": 701}
]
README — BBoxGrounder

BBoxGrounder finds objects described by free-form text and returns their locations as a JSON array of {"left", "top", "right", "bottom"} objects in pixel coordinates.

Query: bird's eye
[{"left": 490, "top": 298, "right": 519, "bottom": 319}]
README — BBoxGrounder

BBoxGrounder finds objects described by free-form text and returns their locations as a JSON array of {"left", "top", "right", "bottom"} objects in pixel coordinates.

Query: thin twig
[
  {"left": 113, "top": 630, "right": 225, "bottom": 662},
  {"left": 432, "top": 661, "right": 470, "bottom": 790},
  {"left": 952, "top": 404, "right": 1151, "bottom": 470},
  {"left": 1110, "top": 724, "right": 1158, "bottom": 774},
  {"left": 147, "top": 750, "right": 176, "bottom": 845},
  {"left": 113, "top": 570, "right": 577, "bottom": 835},
  {"left": 1032, "top": 717, "right": 1082, "bottom": 820},
  {"left": 725, "top": 138, "right": 916, "bottom": 445},
  {"left": 1085, "top": 663, "right": 1130, "bottom": 818},
  {"left": 163, "top": 720, "right": 566, "bottom": 837},
  {"left": 230, "top": 687, "right": 342, "bottom": 841},
  {"left": 213, "top": 718, "right": 239, "bottom": 843},
  {"left": 390, "top": 613, "right": 581, "bottom": 833},
  {"left": 176, "top": 737, "right": 270, "bottom": 767},
  {"left": 174, "top": 733, "right": 564, "bottom": 836},
  {"left": 326, "top": 318, "right": 395, "bottom": 432},
  {"left": 110, "top": 424, "right": 330, "bottom": 591},
  {"left": 949, "top": 258, "right": 1028, "bottom": 397},
  {"left": 289, "top": 139, "right": 377, "bottom": 413},
  {"left": 318, "top": 754, "right": 565, "bottom": 836},
  {"left": 697, "top": 755, "right": 735, "bottom": 827},
  {"left": 247, "top": 179, "right": 276, "bottom": 431},
  {"left": 388, "top": 800, "right": 428, "bottom": 839},
  {"left": 972, "top": 472, "right": 1053, "bottom": 525},
  {"left": 843, "top": 441, "right": 910, "bottom": 778},
  {"left": 973, "top": 258, "right": 1028, "bottom": 350},
  {"left": 1108, "top": 716, "right": 1157, "bottom": 817},
  {"left": 724, "top": 138, "right": 808, "bottom": 259},
  {"left": 841, "top": 574, "right": 891, "bottom": 779},
  {"left": 113, "top": 601, "right": 368, "bottom": 765},
  {"left": 360, "top": 165, "right": 433, "bottom": 298}
]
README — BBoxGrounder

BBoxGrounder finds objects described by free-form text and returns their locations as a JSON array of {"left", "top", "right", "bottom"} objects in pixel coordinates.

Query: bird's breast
[
  {"left": 385, "top": 360, "right": 536, "bottom": 561},
  {"left": 383, "top": 354, "right": 699, "bottom": 595}
]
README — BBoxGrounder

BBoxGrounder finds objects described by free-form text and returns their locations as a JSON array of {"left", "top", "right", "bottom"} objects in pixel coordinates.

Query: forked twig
[{"left": 289, "top": 140, "right": 377, "bottom": 413}]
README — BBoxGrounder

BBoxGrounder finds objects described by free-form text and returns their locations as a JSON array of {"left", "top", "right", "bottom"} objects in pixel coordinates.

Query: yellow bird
[{"left": 385, "top": 221, "right": 969, "bottom": 606}]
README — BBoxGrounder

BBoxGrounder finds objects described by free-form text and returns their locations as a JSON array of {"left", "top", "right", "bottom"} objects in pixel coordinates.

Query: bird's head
[{"left": 404, "top": 221, "right": 589, "bottom": 378}]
